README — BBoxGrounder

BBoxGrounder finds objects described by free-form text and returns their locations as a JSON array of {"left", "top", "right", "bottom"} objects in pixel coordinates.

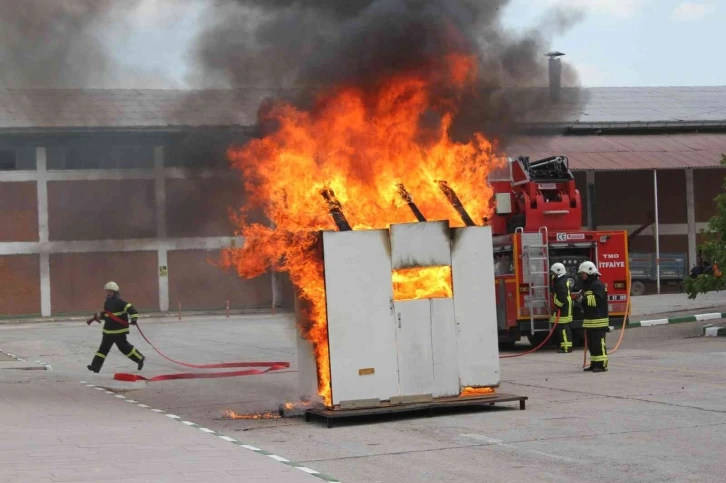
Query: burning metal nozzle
[
  {"left": 437, "top": 180, "right": 476, "bottom": 227},
  {"left": 320, "top": 188, "right": 352, "bottom": 231},
  {"left": 396, "top": 183, "right": 427, "bottom": 222}
]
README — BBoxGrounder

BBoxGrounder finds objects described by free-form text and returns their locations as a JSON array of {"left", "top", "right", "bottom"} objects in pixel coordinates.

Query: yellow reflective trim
[
  {"left": 590, "top": 355, "right": 608, "bottom": 362},
  {"left": 583, "top": 318, "right": 609, "bottom": 328},
  {"left": 601, "top": 338, "right": 607, "bottom": 357},
  {"left": 95, "top": 352, "right": 106, "bottom": 359},
  {"left": 112, "top": 311, "right": 125, "bottom": 316},
  {"left": 124, "top": 303, "right": 132, "bottom": 313},
  {"left": 102, "top": 328, "right": 130, "bottom": 334},
  {"left": 554, "top": 298, "right": 563, "bottom": 307},
  {"left": 125, "top": 348, "right": 138, "bottom": 358},
  {"left": 130, "top": 314, "right": 139, "bottom": 319}
]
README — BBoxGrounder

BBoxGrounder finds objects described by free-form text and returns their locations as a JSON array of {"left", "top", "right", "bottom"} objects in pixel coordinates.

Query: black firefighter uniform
[
  {"left": 582, "top": 275, "right": 610, "bottom": 372},
  {"left": 88, "top": 295, "right": 145, "bottom": 373},
  {"left": 550, "top": 275, "right": 574, "bottom": 353}
]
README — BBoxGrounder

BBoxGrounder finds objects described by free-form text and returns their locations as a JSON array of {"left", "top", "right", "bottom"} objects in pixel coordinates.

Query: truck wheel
[
  {"left": 631, "top": 281, "right": 646, "bottom": 296},
  {"left": 499, "top": 341, "right": 517, "bottom": 351}
]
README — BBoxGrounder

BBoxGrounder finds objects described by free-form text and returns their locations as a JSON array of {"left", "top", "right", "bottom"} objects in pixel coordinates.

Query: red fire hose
[
  {"left": 500, "top": 311, "right": 560, "bottom": 359},
  {"left": 88, "top": 312, "right": 290, "bottom": 382}
]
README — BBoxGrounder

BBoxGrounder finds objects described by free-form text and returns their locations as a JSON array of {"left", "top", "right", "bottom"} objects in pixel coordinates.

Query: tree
[{"left": 685, "top": 154, "right": 726, "bottom": 299}]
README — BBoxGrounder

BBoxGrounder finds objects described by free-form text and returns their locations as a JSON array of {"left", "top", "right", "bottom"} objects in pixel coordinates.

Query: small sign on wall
[{"left": 159, "top": 266, "right": 168, "bottom": 277}]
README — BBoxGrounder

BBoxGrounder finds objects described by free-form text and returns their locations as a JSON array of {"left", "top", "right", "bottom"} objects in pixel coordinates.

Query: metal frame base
[{"left": 304, "top": 393, "right": 528, "bottom": 428}]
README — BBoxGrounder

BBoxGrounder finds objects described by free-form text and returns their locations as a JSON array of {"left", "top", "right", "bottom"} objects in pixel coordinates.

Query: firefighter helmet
[
  {"left": 577, "top": 261, "right": 599, "bottom": 276},
  {"left": 550, "top": 263, "right": 567, "bottom": 277},
  {"left": 104, "top": 281, "right": 120, "bottom": 292}
]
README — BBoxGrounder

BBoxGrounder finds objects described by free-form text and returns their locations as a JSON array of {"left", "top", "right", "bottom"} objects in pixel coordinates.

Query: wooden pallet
[{"left": 305, "top": 393, "right": 528, "bottom": 428}]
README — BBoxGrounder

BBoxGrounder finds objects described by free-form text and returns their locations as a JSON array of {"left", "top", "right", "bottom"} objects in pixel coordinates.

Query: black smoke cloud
[{"left": 190, "top": 0, "right": 588, "bottom": 142}]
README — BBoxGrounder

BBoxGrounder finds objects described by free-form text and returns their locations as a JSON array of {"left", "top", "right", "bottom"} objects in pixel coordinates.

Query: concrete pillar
[
  {"left": 586, "top": 170, "right": 596, "bottom": 230},
  {"left": 36, "top": 147, "right": 51, "bottom": 317},
  {"left": 653, "top": 170, "right": 661, "bottom": 295},
  {"left": 154, "top": 146, "right": 169, "bottom": 312},
  {"left": 685, "top": 168, "right": 697, "bottom": 269}
]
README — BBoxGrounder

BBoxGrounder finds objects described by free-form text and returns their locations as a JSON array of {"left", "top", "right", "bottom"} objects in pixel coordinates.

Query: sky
[
  {"left": 502, "top": 0, "right": 724, "bottom": 87},
  {"left": 119, "top": 0, "right": 723, "bottom": 89}
]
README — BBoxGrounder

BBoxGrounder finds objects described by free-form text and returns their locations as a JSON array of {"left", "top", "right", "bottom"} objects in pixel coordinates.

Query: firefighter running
[
  {"left": 577, "top": 261, "right": 609, "bottom": 373},
  {"left": 87, "top": 282, "right": 145, "bottom": 373},
  {"left": 549, "top": 263, "right": 573, "bottom": 353}
]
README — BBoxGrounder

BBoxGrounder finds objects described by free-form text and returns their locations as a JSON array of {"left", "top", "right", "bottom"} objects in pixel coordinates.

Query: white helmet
[
  {"left": 550, "top": 263, "right": 567, "bottom": 277},
  {"left": 578, "top": 261, "right": 599, "bottom": 276},
  {"left": 104, "top": 281, "right": 120, "bottom": 292}
]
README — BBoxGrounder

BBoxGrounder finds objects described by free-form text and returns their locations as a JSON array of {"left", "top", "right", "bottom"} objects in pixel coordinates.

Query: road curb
[
  {"left": 628, "top": 312, "right": 726, "bottom": 328},
  {"left": 703, "top": 325, "right": 726, "bottom": 337}
]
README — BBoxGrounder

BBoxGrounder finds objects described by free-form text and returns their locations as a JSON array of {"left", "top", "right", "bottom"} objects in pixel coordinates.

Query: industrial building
[{"left": 0, "top": 86, "right": 725, "bottom": 317}]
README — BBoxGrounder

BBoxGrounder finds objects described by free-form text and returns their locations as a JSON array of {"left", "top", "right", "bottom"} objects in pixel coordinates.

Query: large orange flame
[{"left": 222, "top": 54, "right": 505, "bottom": 407}]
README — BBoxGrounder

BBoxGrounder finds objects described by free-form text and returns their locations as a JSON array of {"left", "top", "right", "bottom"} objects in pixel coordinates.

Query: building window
[
  {"left": 0, "top": 150, "right": 16, "bottom": 170},
  {"left": 47, "top": 144, "right": 154, "bottom": 170},
  {"left": 0, "top": 147, "right": 35, "bottom": 170}
]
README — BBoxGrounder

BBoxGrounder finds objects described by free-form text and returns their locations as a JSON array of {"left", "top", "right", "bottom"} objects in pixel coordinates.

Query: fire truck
[{"left": 488, "top": 155, "right": 631, "bottom": 348}]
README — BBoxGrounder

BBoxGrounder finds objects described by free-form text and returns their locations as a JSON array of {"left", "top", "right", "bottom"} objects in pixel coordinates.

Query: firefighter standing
[
  {"left": 577, "top": 261, "right": 609, "bottom": 373},
  {"left": 87, "top": 281, "right": 145, "bottom": 373},
  {"left": 549, "top": 263, "right": 573, "bottom": 353}
]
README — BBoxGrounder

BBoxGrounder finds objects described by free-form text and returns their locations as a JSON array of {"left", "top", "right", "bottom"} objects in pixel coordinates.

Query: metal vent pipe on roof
[{"left": 546, "top": 51, "right": 565, "bottom": 103}]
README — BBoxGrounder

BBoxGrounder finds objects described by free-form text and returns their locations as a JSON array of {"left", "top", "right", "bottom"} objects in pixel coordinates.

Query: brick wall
[
  {"left": 48, "top": 180, "right": 156, "bottom": 241},
  {"left": 167, "top": 250, "right": 272, "bottom": 310},
  {"left": 165, "top": 178, "right": 243, "bottom": 237},
  {"left": 0, "top": 182, "right": 38, "bottom": 242},
  {"left": 50, "top": 252, "right": 159, "bottom": 314},
  {"left": 0, "top": 255, "right": 40, "bottom": 316}
]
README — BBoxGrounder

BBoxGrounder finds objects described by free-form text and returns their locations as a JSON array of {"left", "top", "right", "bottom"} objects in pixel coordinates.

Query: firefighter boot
[
  {"left": 138, "top": 355, "right": 145, "bottom": 371},
  {"left": 593, "top": 359, "right": 608, "bottom": 373},
  {"left": 88, "top": 352, "right": 106, "bottom": 373}
]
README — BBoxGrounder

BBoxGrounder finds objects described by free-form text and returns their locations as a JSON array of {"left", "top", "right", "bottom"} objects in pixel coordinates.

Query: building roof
[
  {"left": 0, "top": 89, "right": 273, "bottom": 133},
  {"left": 0, "top": 86, "right": 724, "bottom": 133},
  {"left": 538, "top": 86, "right": 726, "bottom": 132},
  {"left": 505, "top": 133, "right": 726, "bottom": 171}
]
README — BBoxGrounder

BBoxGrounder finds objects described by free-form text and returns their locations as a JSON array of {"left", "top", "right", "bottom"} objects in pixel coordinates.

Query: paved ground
[
  {"left": 0, "top": 356, "right": 321, "bottom": 483},
  {"left": 1, "top": 291, "right": 725, "bottom": 482}
]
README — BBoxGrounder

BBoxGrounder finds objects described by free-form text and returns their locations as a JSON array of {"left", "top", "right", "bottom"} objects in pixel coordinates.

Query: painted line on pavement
[
  {"left": 0, "top": 349, "right": 53, "bottom": 370},
  {"left": 78, "top": 380, "right": 341, "bottom": 483}
]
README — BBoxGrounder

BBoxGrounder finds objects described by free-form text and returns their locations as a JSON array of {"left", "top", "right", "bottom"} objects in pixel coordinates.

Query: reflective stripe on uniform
[
  {"left": 583, "top": 318, "right": 609, "bottom": 328},
  {"left": 102, "top": 328, "right": 130, "bottom": 335},
  {"left": 561, "top": 329, "right": 572, "bottom": 349},
  {"left": 95, "top": 352, "right": 106, "bottom": 359},
  {"left": 124, "top": 303, "right": 132, "bottom": 313}
]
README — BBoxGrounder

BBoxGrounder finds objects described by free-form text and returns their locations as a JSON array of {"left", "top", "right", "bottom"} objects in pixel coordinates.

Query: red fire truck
[{"left": 488, "top": 155, "right": 631, "bottom": 348}]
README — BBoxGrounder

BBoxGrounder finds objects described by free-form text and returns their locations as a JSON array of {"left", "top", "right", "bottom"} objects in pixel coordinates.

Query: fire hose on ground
[
  {"left": 499, "top": 311, "right": 560, "bottom": 359},
  {"left": 86, "top": 312, "right": 289, "bottom": 382}
]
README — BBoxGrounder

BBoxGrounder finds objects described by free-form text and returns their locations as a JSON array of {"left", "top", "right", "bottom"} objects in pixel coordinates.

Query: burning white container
[{"left": 297, "top": 220, "right": 500, "bottom": 408}]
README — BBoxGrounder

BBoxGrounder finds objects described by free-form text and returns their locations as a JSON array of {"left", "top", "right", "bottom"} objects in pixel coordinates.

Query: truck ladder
[{"left": 518, "top": 226, "right": 551, "bottom": 334}]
